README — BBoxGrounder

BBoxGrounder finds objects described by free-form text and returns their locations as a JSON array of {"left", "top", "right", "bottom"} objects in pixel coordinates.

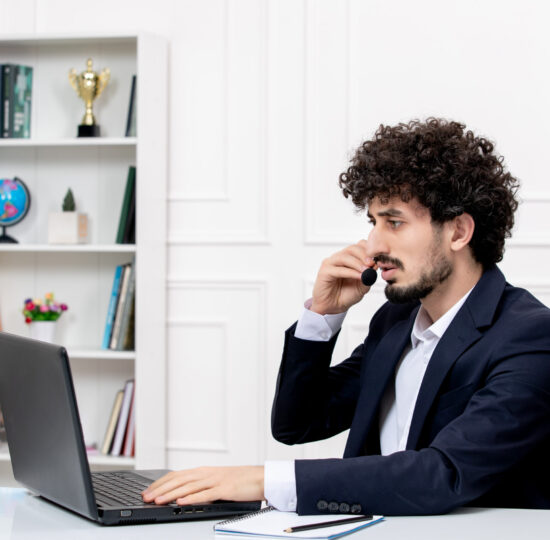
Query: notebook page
[{"left": 214, "top": 507, "right": 384, "bottom": 539}]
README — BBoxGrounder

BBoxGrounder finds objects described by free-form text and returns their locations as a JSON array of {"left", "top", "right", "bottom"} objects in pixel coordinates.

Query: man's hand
[
  {"left": 311, "top": 240, "right": 376, "bottom": 315},
  {"left": 142, "top": 466, "right": 265, "bottom": 505}
]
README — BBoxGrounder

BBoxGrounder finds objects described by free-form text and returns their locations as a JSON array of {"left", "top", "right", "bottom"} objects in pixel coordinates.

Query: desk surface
[{"left": 2, "top": 487, "right": 550, "bottom": 540}]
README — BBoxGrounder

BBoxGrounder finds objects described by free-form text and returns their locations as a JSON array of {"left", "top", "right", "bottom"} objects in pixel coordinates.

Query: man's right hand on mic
[{"left": 310, "top": 240, "right": 376, "bottom": 315}]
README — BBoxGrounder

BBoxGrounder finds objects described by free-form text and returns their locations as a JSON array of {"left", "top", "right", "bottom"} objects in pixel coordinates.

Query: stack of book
[
  {"left": 101, "top": 379, "right": 135, "bottom": 457},
  {"left": 1, "top": 63, "right": 33, "bottom": 138},
  {"left": 102, "top": 259, "right": 135, "bottom": 350}
]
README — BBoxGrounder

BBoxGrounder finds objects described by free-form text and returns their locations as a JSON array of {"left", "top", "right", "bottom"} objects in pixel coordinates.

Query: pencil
[{"left": 284, "top": 514, "right": 374, "bottom": 533}]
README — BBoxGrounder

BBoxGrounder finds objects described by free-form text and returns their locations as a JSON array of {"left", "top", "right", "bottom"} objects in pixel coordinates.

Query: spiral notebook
[{"left": 214, "top": 506, "right": 384, "bottom": 539}]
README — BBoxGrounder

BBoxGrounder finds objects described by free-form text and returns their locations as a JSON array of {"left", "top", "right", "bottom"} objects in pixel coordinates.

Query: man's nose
[{"left": 366, "top": 227, "right": 389, "bottom": 259}]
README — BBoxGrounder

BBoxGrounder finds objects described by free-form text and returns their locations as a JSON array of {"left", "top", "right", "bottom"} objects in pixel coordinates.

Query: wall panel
[{"left": 166, "top": 280, "right": 267, "bottom": 467}]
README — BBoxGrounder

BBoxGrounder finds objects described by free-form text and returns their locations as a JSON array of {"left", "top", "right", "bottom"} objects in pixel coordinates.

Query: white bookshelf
[
  {"left": 0, "top": 137, "right": 136, "bottom": 147},
  {"left": 0, "top": 33, "right": 167, "bottom": 485},
  {"left": 0, "top": 244, "right": 136, "bottom": 253},
  {"left": 69, "top": 349, "right": 137, "bottom": 361},
  {"left": 0, "top": 448, "right": 135, "bottom": 467}
]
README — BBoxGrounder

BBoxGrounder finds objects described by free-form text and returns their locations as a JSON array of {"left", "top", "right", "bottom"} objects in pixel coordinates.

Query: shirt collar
[{"left": 410, "top": 287, "right": 474, "bottom": 349}]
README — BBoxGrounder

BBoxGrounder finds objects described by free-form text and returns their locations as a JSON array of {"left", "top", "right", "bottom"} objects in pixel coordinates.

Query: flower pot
[
  {"left": 29, "top": 321, "right": 57, "bottom": 343},
  {"left": 48, "top": 212, "right": 88, "bottom": 244}
]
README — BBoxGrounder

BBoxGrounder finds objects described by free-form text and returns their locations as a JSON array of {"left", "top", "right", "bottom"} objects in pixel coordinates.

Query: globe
[{"left": 0, "top": 177, "right": 31, "bottom": 243}]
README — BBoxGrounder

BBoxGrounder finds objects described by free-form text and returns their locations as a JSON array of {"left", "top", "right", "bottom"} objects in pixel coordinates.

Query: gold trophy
[{"left": 69, "top": 58, "right": 110, "bottom": 137}]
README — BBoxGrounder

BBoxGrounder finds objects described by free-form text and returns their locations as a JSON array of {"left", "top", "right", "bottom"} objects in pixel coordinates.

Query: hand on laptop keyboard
[{"left": 141, "top": 466, "right": 265, "bottom": 506}]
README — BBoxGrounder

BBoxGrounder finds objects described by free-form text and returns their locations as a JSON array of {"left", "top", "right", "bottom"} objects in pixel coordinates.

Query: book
[
  {"left": 100, "top": 389, "right": 124, "bottom": 454},
  {"left": 1, "top": 64, "right": 33, "bottom": 138},
  {"left": 115, "top": 259, "right": 136, "bottom": 350},
  {"left": 122, "top": 295, "right": 136, "bottom": 351},
  {"left": 122, "top": 385, "right": 136, "bottom": 457},
  {"left": 12, "top": 64, "right": 32, "bottom": 138},
  {"left": 122, "top": 175, "right": 136, "bottom": 244},
  {"left": 214, "top": 507, "right": 384, "bottom": 539},
  {"left": 125, "top": 74, "right": 137, "bottom": 137},
  {"left": 110, "top": 379, "right": 135, "bottom": 456},
  {"left": 101, "top": 264, "right": 124, "bottom": 349},
  {"left": 2, "top": 64, "right": 14, "bottom": 138},
  {"left": 115, "top": 166, "right": 136, "bottom": 244},
  {"left": 109, "top": 262, "right": 132, "bottom": 349},
  {"left": 0, "top": 66, "right": 3, "bottom": 138}
]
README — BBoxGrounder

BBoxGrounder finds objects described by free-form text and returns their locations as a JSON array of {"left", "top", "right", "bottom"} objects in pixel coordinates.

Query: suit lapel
[
  {"left": 344, "top": 311, "right": 416, "bottom": 457},
  {"left": 405, "top": 265, "right": 507, "bottom": 449},
  {"left": 405, "top": 307, "right": 481, "bottom": 449}
]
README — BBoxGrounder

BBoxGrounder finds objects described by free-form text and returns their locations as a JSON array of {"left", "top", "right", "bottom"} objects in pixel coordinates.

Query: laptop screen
[{"left": 0, "top": 332, "right": 98, "bottom": 520}]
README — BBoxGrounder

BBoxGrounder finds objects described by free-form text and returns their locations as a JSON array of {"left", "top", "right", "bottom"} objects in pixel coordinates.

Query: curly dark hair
[{"left": 338, "top": 118, "right": 520, "bottom": 267}]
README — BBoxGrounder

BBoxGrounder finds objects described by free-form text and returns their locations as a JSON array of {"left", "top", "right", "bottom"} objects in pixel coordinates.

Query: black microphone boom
[{"left": 361, "top": 267, "right": 377, "bottom": 287}]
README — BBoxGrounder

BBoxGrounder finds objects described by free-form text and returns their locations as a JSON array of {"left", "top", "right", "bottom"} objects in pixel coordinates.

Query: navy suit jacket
[{"left": 271, "top": 266, "right": 550, "bottom": 515}]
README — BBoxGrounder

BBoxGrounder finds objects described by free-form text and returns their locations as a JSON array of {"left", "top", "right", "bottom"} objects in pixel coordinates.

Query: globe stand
[{"left": 0, "top": 226, "right": 18, "bottom": 243}]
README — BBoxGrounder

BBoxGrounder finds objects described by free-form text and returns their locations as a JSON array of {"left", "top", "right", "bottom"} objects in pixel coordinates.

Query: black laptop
[{"left": 0, "top": 331, "right": 261, "bottom": 525}]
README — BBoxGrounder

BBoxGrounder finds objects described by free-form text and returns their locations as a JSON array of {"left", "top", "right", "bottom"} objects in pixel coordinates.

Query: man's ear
[{"left": 449, "top": 212, "right": 475, "bottom": 252}]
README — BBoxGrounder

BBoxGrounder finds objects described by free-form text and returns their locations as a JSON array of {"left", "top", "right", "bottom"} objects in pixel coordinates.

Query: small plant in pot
[{"left": 48, "top": 188, "right": 88, "bottom": 244}]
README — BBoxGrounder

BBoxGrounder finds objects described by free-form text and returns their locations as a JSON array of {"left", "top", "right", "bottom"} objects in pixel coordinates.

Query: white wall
[{"left": 1, "top": 0, "right": 549, "bottom": 468}]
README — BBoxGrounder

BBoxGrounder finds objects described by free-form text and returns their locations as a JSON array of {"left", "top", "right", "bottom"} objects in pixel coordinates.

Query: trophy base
[{"left": 78, "top": 124, "right": 100, "bottom": 137}]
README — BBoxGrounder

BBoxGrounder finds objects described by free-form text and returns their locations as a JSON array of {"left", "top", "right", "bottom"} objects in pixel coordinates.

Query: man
[{"left": 143, "top": 118, "right": 550, "bottom": 515}]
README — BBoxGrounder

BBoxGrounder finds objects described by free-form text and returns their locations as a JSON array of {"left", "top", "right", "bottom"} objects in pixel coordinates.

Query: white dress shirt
[{"left": 264, "top": 290, "right": 472, "bottom": 511}]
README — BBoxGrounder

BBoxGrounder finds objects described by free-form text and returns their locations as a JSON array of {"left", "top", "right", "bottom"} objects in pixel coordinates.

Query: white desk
[{"left": 1, "top": 487, "right": 550, "bottom": 539}]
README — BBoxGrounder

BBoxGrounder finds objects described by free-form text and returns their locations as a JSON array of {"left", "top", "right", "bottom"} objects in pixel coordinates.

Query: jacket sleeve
[
  {"left": 271, "top": 301, "right": 408, "bottom": 445},
  {"left": 270, "top": 322, "right": 364, "bottom": 445}
]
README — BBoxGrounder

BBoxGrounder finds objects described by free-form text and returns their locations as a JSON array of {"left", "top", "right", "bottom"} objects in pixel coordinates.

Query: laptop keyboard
[{"left": 92, "top": 471, "right": 162, "bottom": 507}]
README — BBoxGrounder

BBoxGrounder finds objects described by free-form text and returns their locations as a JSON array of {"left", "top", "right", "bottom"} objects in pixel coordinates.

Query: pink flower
[{"left": 22, "top": 293, "right": 69, "bottom": 323}]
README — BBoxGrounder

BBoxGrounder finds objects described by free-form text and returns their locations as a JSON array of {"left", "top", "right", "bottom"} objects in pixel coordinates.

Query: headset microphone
[{"left": 361, "top": 267, "right": 378, "bottom": 287}]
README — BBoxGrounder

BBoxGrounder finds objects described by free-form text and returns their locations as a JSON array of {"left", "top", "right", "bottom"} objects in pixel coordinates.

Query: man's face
[{"left": 366, "top": 197, "right": 453, "bottom": 304}]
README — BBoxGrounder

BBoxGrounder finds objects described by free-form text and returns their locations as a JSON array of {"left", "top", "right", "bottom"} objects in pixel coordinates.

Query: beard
[{"left": 383, "top": 236, "right": 453, "bottom": 304}]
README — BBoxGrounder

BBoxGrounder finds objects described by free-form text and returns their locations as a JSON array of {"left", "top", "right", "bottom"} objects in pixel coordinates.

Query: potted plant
[
  {"left": 23, "top": 293, "right": 68, "bottom": 343},
  {"left": 48, "top": 188, "right": 89, "bottom": 243}
]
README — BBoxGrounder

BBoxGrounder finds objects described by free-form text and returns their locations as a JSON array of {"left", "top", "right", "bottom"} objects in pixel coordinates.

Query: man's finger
[
  {"left": 153, "top": 479, "right": 213, "bottom": 505},
  {"left": 176, "top": 487, "right": 220, "bottom": 506},
  {"left": 143, "top": 470, "right": 200, "bottom": 501}
]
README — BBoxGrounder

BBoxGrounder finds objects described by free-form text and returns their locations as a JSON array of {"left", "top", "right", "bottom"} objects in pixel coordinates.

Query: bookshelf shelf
[
  {"left": 0, "top": 449, "right": 135, "bottom": 467},
  {"left": 0, "top": 244, "right": 136, "bottom": 253},
  {"left": 88, "top": 454, "right": 135, "bottom": 467},
  {"left": 0, "top": 33, "right": 167, "bottom": 484},
  {"left": 69, "top": 349, "right": 136, "bottom": 360},
  {"left": 0, "top": 137, "right": 136, "bottom": 147},
  {"left": 0, "top": 33, "right": 137, "bottom": 47}
]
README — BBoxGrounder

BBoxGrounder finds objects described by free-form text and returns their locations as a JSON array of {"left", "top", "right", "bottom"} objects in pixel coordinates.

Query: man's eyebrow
[{"left": 367, "top": 208, "right": 404, "bottom": 218}]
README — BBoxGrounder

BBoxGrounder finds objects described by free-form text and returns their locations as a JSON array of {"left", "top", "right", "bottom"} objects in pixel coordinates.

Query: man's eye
[{"left": 389, "top": 220, "right": 403, "bottom": 229}]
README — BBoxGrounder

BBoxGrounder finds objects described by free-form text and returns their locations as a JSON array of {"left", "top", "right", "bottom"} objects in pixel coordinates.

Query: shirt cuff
[
  {"left": 264, "top": 460, "right": 297, "bottom": 512},
  {"left": 294, "top": 299, "right": 347, "bottom": 341}
]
